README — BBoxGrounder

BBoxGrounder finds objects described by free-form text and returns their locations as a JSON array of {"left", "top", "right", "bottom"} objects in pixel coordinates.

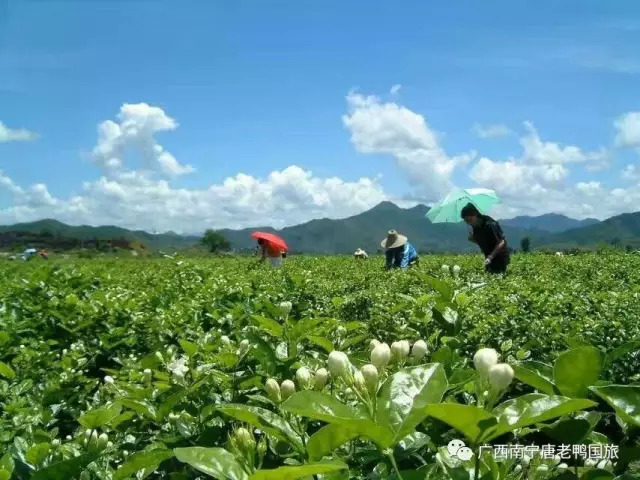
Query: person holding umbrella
[
  {"left": 426, "top": 188, "right": 508, "bottom": 275},
  {"left": 381, "top": 230, "right": 419, "bottom": 270},
  {"left": 461, "top": 203, "right": 510, "bottom": 274},
  {"left": 251, "top": 231, "right": 288, "bottom": 268}
]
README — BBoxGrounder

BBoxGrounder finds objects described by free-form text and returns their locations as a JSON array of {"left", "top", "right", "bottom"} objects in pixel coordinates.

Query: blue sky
[{"left": 1, "top": 0, "right": 640, "bottom": 232}]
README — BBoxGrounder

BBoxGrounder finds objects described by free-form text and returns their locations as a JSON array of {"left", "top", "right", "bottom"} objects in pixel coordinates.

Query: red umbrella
[{"left": 251, "top": 231, "right": 288, "bottom": 251}]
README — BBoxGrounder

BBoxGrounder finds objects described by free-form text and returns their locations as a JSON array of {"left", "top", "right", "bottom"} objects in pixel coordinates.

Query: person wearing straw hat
[
  {"left": 461, "top": 203, "right": 510, "bottom": 274},
  {"left": 381, "top": 230, "right": 419, "bottom": 270}
]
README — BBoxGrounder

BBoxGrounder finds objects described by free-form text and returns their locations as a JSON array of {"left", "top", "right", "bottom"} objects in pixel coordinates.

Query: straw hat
[{"left": 380, "top": 230, "right": 408, "bottom": 249}]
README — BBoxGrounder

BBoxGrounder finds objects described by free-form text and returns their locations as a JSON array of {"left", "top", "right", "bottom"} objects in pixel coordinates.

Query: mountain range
[
  {"left": 1, "top": 202, "right": 639, "bottom": 253},
  {"left": 0, "top": 219, "right": 199, "bottom": 251},
  {"left": 218, "top": 201, "right": 637, "bottom": 253}
]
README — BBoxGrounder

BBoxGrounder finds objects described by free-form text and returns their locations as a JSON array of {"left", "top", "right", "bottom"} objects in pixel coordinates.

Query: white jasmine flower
[
  {"left": 473, "top": 348, "right": 499, "bottom": 378},
  {"left": 371, "top": 343, "right": 391, "bottom": 369},
  {"left": 488, "top": 363, "right": 514, "bottom": 390},
  {"left": 279, "top": 301, "right": 292, "bottom": 314},
  {"left": 168, "top": 356, "right": 189, "bottom": 379},
  {"left": 328, "top": 351, "right": 351, "bottom": 380},
  {"left": 280, "top": 379, "right": 296, "bottom": 400},
  {"left": 360, "top": 364, "right": 379, "bottom": 393},
  {"left": 411, "top": 340, "right": 428, "bottom": 361},
  {"left": 295, "top": 366, "right": 312, "bottom": 390},
  {"left": 314, "top": 368, "right": 328, "bottom": 390}
]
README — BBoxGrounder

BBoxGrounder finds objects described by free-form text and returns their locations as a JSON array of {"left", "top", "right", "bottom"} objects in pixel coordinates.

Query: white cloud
[
  {"left": 92, "top": 103, "right": 194, "bottom": 177},
  {"left": 622, "top": 164, "right": 640, "bottom": 181},
  {"left": 615, "top": 112, "right": 640, "bottom": 147},
  {"left": 467, "top": 121, "right": 636, "bottom": 219},
  {"left": 520, "top": 122, "right": 608, "bottom": 168},
  {"left": 390, "top": 84, "right": 402, "bottom": 96},
  {"left": 342, "top": 91, "right": 474, "bottom": 200},
  {"left": 472, "top": 123, "right": 512, "bottom": 139},
  {"left": 471, "top": 157, "right": 569, "bottom": 196},
  {"left": 3, "top": 91, "right": 640, "bottom": 231},
  {"left": 0, "top": 166, "right": 386, "bottom": 233},
  {"left": 0, "top": 102, "right": 389, "bottom": 232},
  {"left": 0, "top": 121, "right": 38, "bottom": 142}
]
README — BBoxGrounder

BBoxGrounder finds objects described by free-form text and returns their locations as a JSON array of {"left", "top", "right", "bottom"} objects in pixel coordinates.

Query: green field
[{"left": 1, "top": 253, "right": 639, "bottom": 479}]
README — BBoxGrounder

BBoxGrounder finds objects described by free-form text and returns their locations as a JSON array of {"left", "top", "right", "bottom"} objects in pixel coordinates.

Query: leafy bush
[{"left": 0, "top": 253, "right": 638, "bottom": 479}]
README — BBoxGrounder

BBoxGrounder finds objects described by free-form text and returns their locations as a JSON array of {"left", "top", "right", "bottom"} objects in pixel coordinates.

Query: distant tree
[
  {"left": 201, "top": 230, "right": 231, "bottom": 253},
  {"left": 40, "top": 229, "right": 54, "bottom": 238},
  {"left": 610, "top": 237, "right": 621, "bottom": 247},
  {"left": 520, "top": 236, "right": 531, "bottom": 253}
]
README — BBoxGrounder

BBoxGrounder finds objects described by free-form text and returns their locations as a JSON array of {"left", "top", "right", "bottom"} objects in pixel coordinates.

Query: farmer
[
  {"left": 381, "top": 230, "right": 418, "bottom": 270},
  {"left": 257, "top": 238, "right": 283, "bottom": 268},
  {"left": 461, "top": 203, "right": 510, "bottom": 274},
  {"left": 354, "top": 248, "right": 368, "bottom": 259}
]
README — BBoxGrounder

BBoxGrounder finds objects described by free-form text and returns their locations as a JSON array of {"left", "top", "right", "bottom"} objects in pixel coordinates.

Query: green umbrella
[{"left": 426, "top": 188, "right": 500, "bottom": 223}]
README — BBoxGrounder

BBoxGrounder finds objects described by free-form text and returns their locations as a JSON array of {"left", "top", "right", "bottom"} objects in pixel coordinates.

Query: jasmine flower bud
[
  {"left": 371, "top": 342, "right": 391, "bottom": 368},
  {"left": 280, "top": 379, "right": 296, "bottom": 400},
  {"left": 473, "top": 348, "right": 499, "bottom": 378}
]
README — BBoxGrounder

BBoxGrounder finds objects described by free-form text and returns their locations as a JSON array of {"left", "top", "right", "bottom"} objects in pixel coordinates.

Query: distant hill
[
  {"left": 3, "top": 204, "right": 637, "bottom": 254},
  {"left": 0, "top": 219, "right": 200, "bottom": 251},
  {"left": 501, "top": 213, "right": 600, "bottom": 233},
  {"left": 536, "top": 211, "right": 640, "bottom": 250},
  {"left": 218, "top": 201, "right": 548, "bottom": 254}
]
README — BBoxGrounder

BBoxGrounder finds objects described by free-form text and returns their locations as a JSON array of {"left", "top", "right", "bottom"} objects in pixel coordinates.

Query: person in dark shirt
[{"left": 461, "top": 203, "right": 510, "bottom": 274}]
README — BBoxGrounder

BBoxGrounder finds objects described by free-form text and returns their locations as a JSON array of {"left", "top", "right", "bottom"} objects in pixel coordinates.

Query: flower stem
[
  {"left": 387, "top": 451, "right": 404, "bottom": 480},
  {"left": 473, "top": 446, "right": 480, "bottom": 480}
]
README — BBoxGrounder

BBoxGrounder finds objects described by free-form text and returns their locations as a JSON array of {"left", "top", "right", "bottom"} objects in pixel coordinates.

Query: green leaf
[
  {"left": 581, "top": 470, "right": 614, "bottom": 480},
  {"left": 307, "top": 424, "right": 359, "bottom": 461},
  {"left": 26, "top": 443, "right": 51, "bottom": 467},
  {"left": 282, "top": 391, "right": 393, "bottom": 447},
  {"left": 416, "top": 273, "right": 454, "bottom": 301},
  {"left": 306, "top": 335, "right": 334, "bottom": 353},
  {"left": 0, "top": 331, "right": 9, "bottom": 345},
  {"left": 512, "top": 361, "right": 556, "bottom": 395},
  {"left": 118, "top": 398, "right": 158, "bottom": 421},
  {"left": 290, "top": 318, "right": 324, "bottom": 341},
  {"left": 174, "top": 447, "right": 248, "bottom": 480},
  {"left": 114, "top": 449, "right": 174, "bottom": 480},
  {"left": 377, "top": 364, "right": 448, "bottom": 443},
  {"left": 249, "top": 461, "right": 348, "bottom": 479},
  {"left": 245, "top": 332, "right": 277, "bottom": 376},
  {"left": 553, "top": 346, "right": 602, "bottom": 398},
  {"left": 396, "top": 432, "right": 431, "bottom": 453},
  {"left": 111, "top": 411, "right": 136, "bottom": 428},
  {"left": 542, "top": 411, "right": 601, "bottom": 444},
  {"left": 431, "top": 345, "right": 453, "bottom": 367},
  {"left": 251, "top": 315, "right": 284, "bottom": 337},
  {"left": 604, "top": 339, "right": 640, "bottom": 368},
  {"left": 340, "top": 334, "right": 369, "bottom": 350},
  {"left": 424, "top": 403, "right": 496, "bottom": 443},
  {"left": 179, "top": 339, "right": 199, "bottom": 357},
  {"left": 500, "top": 339, "right": 512, "bottom": 352},
  {"left": 78, "top": 403, "right": 122, "bottom": 429},
  {"left": 0, "top": 362, "right": 15, "bottom": 380},
  {"left": 0, "top": 453, "right": 14, "bottom": 474},
  {"left": 485, "top": 394, "right": 597, "bottom": 441},
  {"left": 590, "top": 385, "right": 640, "bottom": 427},
  {"left": 448, "top": 368, "right": 476, "bottom": 387},
  {"left": 0, "top": 471, "right": 10, "bottom": 480},
  {"left": 432, "top": 306, "right": 460, "bottom": 336},
  {"left": 217, "top": 404, "right": 304, "bottom": 453},
  {"left": 31, "top": 453, "right": 99, "bottom": 480},
  {"left": 425, "top": 395, "right": 596, "bottom": 444}
]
